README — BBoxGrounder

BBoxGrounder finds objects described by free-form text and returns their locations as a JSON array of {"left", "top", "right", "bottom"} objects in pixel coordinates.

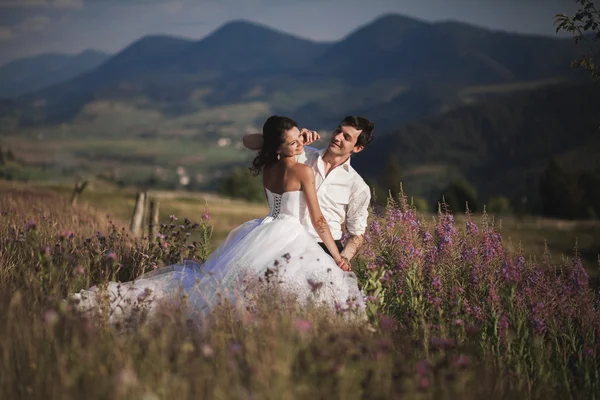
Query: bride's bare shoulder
[
  {"left": 292, "top": 163, "right": 312, "bottom": 175},
  {"left": 292, "top": 163, "right": 314, "bottom": 185}
]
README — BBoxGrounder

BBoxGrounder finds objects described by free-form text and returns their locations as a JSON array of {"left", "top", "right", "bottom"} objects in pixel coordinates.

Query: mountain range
[
  {"left": 0, "top": 13, "right": 595, "bottom": 204},
  {"left": 1, "top": 14, "right": 588, "bottom": 130}
]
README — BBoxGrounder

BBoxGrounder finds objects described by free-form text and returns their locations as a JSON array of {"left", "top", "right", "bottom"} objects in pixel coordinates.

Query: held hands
[
  {"left": 300, "top": 128, "right": 320, "bottom": 146},
  {"left": 335, "top": 257, "right": 352, "bottom": 272}
]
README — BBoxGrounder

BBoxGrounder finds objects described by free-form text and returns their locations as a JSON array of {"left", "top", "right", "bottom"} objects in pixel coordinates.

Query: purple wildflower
[
  {"left": 501, "top": 256, "right": 524, "bottom": 284},
  {"left": 432, "top": 276, "right": 442, "bottom": 292},
  {"left": 436, "top": 214, "right": 457, "bottom": 251},
  {"left": 229, "top": 343, "right": 242, "bottom": 355},
  {"left": 59, "top": 231, "right": 74, "bottom": 240},
  {"left": 370, "top": 220, "right": 382, "bottom": 236},
  {"left": 461, "top": 247, "right": 477, "bottom": 262},
  {"left": 471, "top": 306, "right": 483, "bottom": 320},
  {"left": 293, "top": 318, "right": 312, "bottom": 333},
  {"left": 25, "top": 220, "right": 36, "bottom": 231},
  {"left": 421, "top": 231, "right": 434, "bottom": 243},
  {"left": 570, "top": 257, "right": 589, "bottom": 292},
  {"left": 416, "top": 359, "right": 429, "bottom": 375},
  {"left": 388, "top": 208, "right": 402, "bottom": 222},
  {"left": 466, "top": 220, "right": 479, "bottom": 235},
  {"left": 454, "top": 355, "right": 469, "bottom": 369}
]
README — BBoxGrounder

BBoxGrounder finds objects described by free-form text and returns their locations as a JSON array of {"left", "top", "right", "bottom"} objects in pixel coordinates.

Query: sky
[{"left": 0, "top": 0, "right": 581, "bottom": 66}]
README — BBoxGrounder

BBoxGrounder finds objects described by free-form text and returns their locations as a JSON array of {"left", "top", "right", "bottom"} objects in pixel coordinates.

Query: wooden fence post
[
  {"left": 130, "top": 192, "right": 146, "bottom": 236},
  {"left": 71, "top": 180, "right": 88, "bottom": 206},
  {"left": 148, "top": 200, "right": 159, "bottom": 242},
  {"left": 142, "top": 190, "right": 149, "bottom": 237}
]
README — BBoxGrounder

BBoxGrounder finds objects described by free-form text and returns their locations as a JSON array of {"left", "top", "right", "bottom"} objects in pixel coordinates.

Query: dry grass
[{"left": 1, "top": 183, "right": 535, "bottom": 400}]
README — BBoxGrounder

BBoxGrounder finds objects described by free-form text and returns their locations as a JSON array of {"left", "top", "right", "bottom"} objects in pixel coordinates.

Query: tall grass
[{"left": 1, "top": 185, "right": 598, "bottom": 399}]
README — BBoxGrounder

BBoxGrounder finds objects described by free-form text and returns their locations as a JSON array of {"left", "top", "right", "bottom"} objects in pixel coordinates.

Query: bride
[{"left": 72, "top": 116, "right": 366, "bottom": 324}]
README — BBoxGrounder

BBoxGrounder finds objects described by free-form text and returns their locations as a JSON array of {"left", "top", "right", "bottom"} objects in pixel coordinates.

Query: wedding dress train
[{"left": 71, "top": 189, "right": 366, "bottom": 324}]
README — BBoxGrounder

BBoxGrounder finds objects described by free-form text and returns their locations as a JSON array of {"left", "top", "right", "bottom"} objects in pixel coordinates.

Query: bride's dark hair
[{"left": 250, "top": 115, "right": 298, "bottom": 176}]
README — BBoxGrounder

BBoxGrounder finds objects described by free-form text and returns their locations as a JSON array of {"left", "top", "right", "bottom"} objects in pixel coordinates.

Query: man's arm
[
  {"left": 341, "top": 185, "right": 371, "bottom": 263},
  {"left": 340, "top": 234, "right": 364, "bottom": 262},
  {"left": 242, "top": 133, "right": 263, "bottom": 151}
]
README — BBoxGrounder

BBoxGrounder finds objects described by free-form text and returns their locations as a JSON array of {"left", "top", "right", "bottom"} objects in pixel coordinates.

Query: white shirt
[{"left": 297, "top": 146, "right": 371, "bottom": 241}]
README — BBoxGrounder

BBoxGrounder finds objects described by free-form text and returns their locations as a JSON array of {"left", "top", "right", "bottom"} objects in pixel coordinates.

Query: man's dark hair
[{"left": 340, "top": 116, "right": 374, "bottom": 148}]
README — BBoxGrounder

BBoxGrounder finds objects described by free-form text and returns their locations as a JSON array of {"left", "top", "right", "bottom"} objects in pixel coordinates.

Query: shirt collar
[{"left": 318, "top": 148, "right": 351, "bottom": 172}]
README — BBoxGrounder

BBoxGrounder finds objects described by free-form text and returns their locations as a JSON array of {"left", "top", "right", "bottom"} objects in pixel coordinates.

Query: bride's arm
[
  {"left": 243, "top": 129, "right": 320, "bottom": 151},
  {"left": 296, "top": 165, "right": 348, "bottom": 270}
]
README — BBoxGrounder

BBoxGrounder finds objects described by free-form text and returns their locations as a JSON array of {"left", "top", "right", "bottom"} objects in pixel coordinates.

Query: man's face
[{"left": 327, "top": 124, "right": 364, "bottom": 157}]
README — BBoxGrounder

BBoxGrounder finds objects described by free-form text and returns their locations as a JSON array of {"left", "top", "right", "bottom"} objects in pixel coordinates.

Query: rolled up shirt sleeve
[{"left": 345, "top": 184, "right": 371, "bottom": 236}]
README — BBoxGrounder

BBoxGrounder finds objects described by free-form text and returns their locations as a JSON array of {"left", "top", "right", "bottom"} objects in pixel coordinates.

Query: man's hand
[
  {"left": 340, "top": 235, "right": 364, "bottom": 263},
  {"left": 300, "top": 129, "right": 320, "bottom": 146}
]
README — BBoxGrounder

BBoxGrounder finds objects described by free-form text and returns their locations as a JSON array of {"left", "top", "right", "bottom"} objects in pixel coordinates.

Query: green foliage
[
  {"left": 555, "top": 0, "right": 600, "bottom": 81},
  {"left": 410, "top": 196, "right": 429, "bottom": 212},
  {"left": 355, "top": 83, "right": 600, "bottom": 211},
  {"left": 0, "top": 161, "right": 50, "bottom": 182},
  {"left": 5, "top": 147, "right": 14, "bottom": 161},
  {"left": 486, "top": 196, "right": 512, "bottom": 215},
  {"left": 538, "top": 158, "right": 581, "bottom": 219},
  {"left": 381, "top": 155, "right": 404, "bottom": 200},
  {"left": 437, "top": 178, "right": 479, "bottom": 213},
  {"left": 369, "top": 155, "right": 405, "bottom": 206},
  {"left": 219, "top": 167, "right": 265, "bottom": 203},
  {"left": 578, "top": 168, "right": 600, "bottom": 218}
]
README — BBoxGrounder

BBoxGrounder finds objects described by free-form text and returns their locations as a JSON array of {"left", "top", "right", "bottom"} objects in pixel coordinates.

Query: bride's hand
[{"left": 336, "top": 258, "right": 352, "bottom": 272}]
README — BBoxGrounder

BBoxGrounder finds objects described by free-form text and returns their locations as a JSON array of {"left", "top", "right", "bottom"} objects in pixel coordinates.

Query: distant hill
[
  {"left": 0, "top": 50, "right": 110, "bottom": 98},
  {"left": 352, "top": 82, "right": 600, "bottom": 205},
  {"left": 310, "top": 15, "right": 580, "bottom": 85},
  {"left": 17, "top": 21, "right": 331, "bottom": 123}
]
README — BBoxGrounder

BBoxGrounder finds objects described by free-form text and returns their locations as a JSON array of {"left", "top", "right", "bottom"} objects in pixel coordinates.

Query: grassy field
[
  {"left": 2, "top": 179, "right": 599, "bottom": 399},
  {"left": 3, "top": 179, "right": 598, "bottom": 279},
  {"left": 0, "top": 135, "right": 255, "bottom": 190},
  {"left": 5, "top": 180, "right": 269, "bottom": 247}
]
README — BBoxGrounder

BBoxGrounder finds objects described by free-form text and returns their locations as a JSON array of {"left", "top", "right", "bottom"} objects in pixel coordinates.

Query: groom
[{"left": 243, "top": 116, "right": 375, "bottom": 271}]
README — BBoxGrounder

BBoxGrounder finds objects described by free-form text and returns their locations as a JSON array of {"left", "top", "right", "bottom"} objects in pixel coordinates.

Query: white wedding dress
[{"left": 72, "top": 189, "right": 366, "bottom": 324}]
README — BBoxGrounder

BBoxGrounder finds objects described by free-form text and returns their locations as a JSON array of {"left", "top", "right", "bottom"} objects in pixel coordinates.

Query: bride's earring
[{"left": 277, "top": 153, "right": 280, "bottom": 160}]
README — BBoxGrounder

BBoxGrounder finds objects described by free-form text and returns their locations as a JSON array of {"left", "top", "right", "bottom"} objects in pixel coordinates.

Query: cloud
[
  {"left": 0, "top": 15, "right": 51, "bottom": 43},
  {"left": 0, "top": 26, "right": 13, "bottom": 41},
  {"left": 0, "top": 0, "right": 82, "bottom": 8},
  {"left": 163, "top": 1, "right": 183, "bottom": 14},
  {"left": 16, "top": 15, "right": 51, "bottom": 32}
]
